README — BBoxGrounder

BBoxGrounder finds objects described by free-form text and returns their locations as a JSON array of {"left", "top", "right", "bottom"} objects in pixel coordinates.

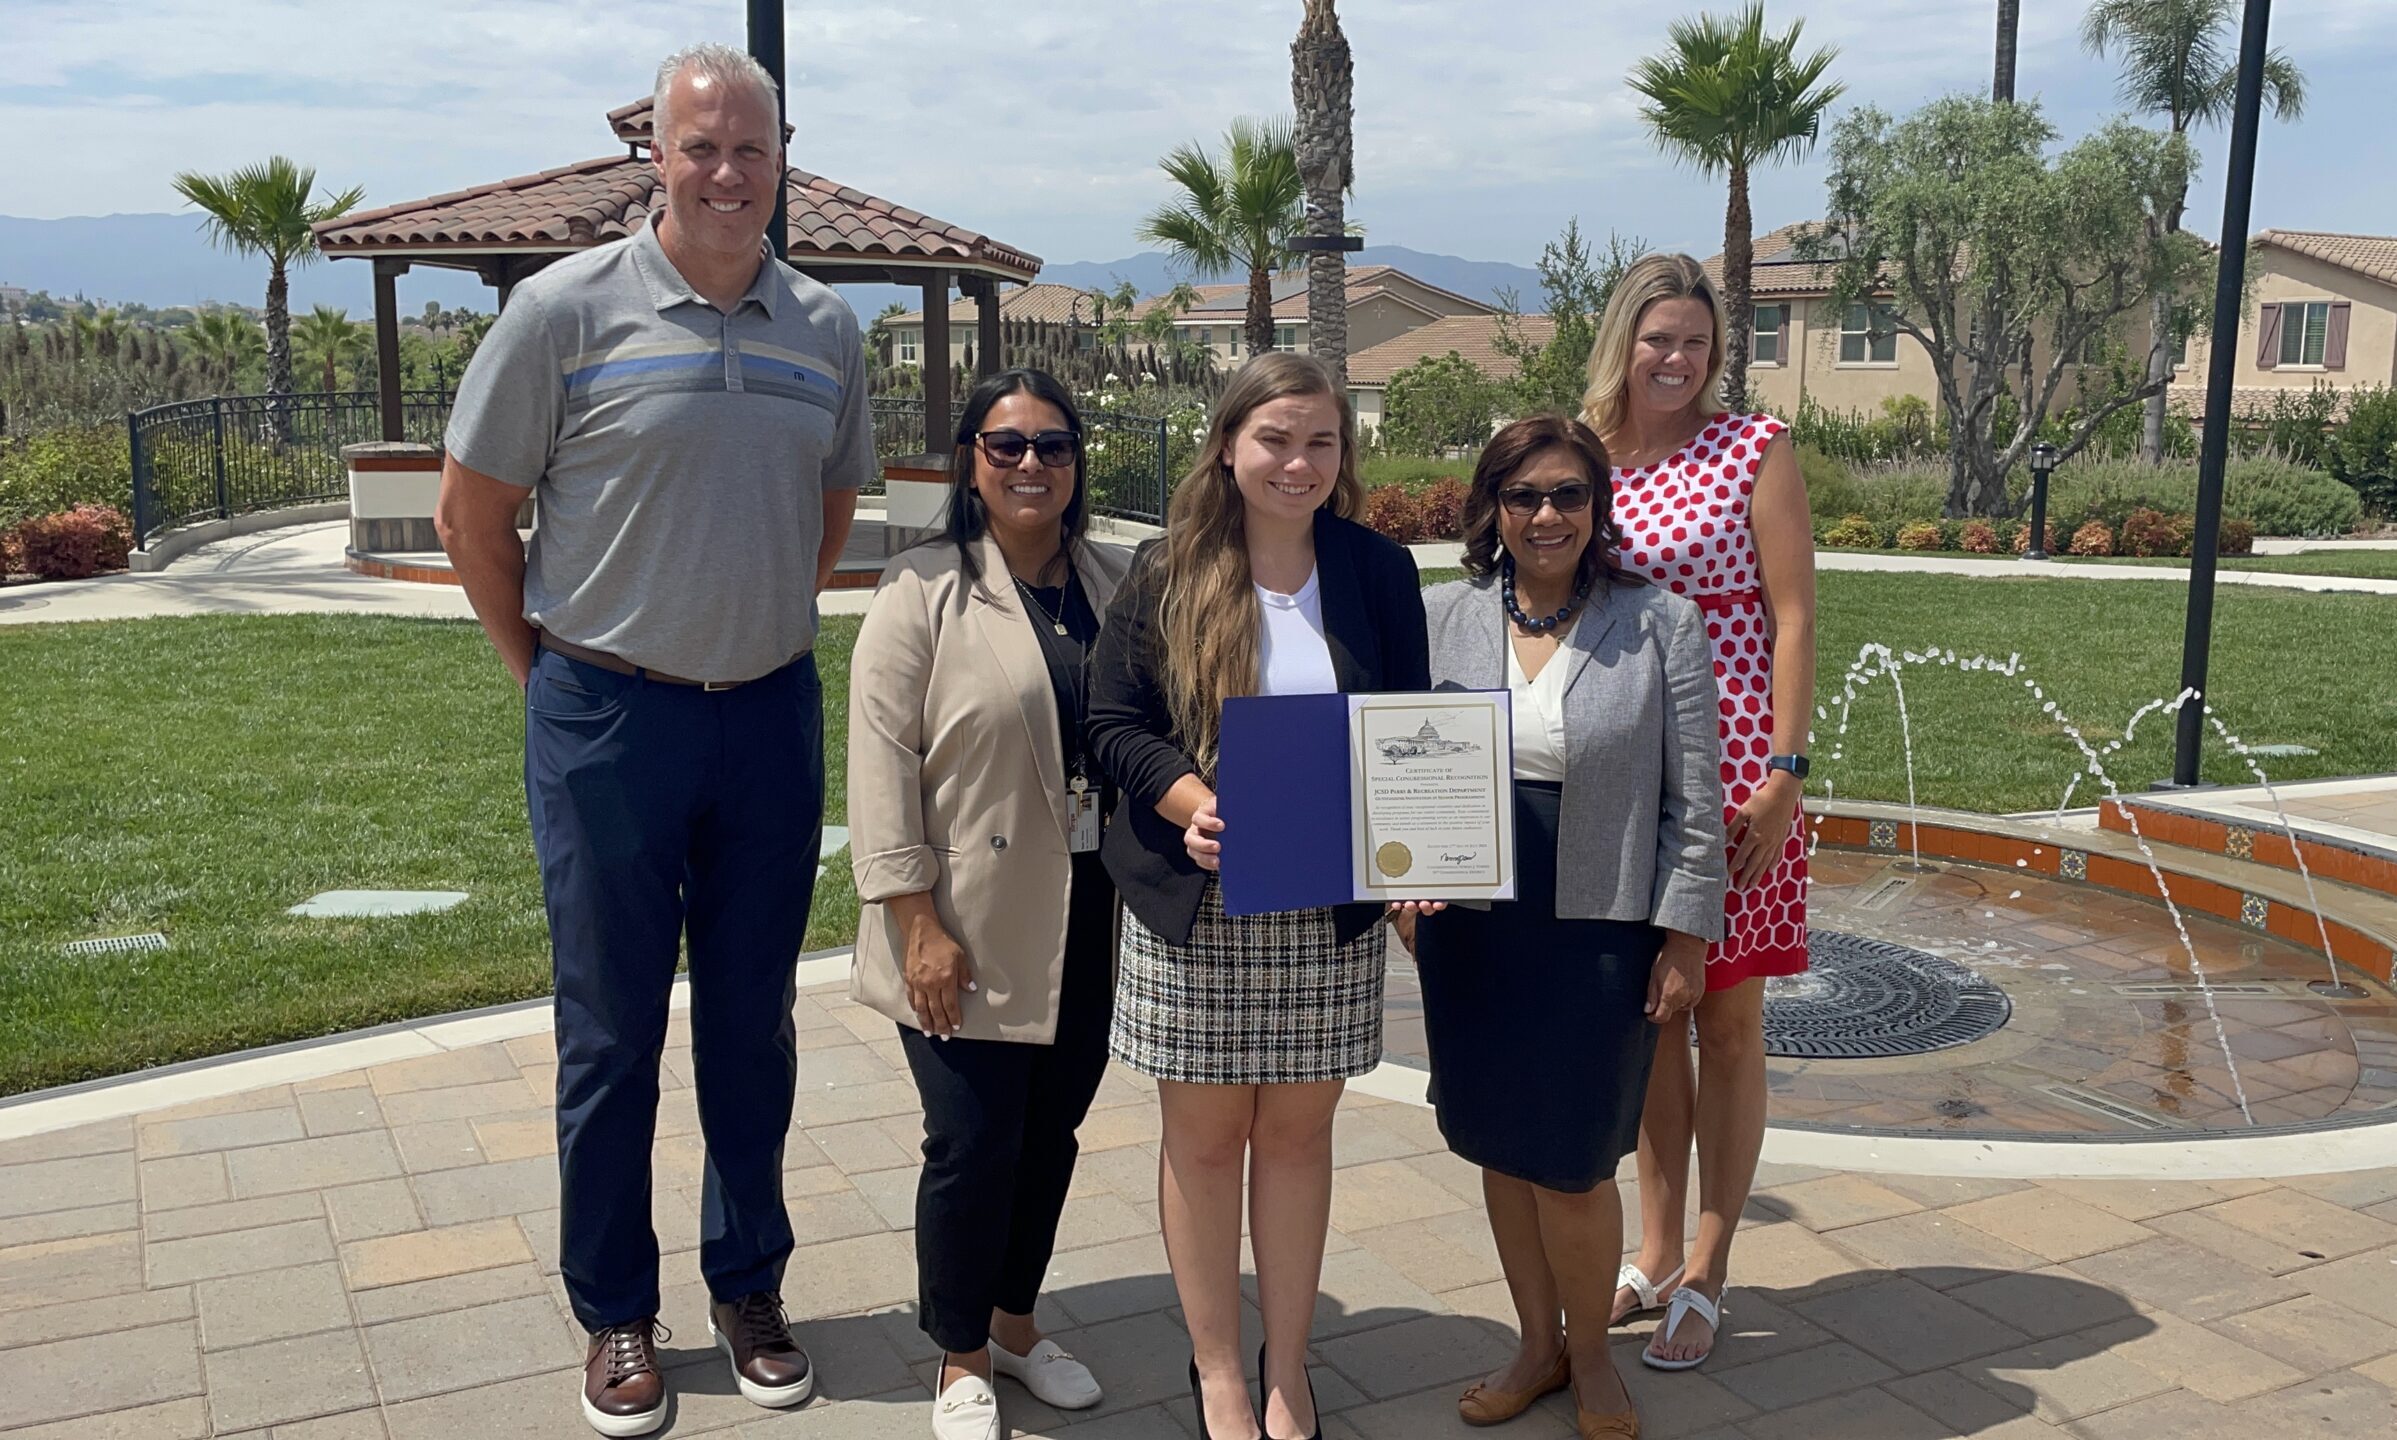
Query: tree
[
  {"left": 1995, "top": 0, "right": 2021, "bottom": 100},
  {"left": 1493, "top": 220, "right": 1649, "bottom": 417},
  {"left": 2082, "top": 0, "right": 2306, "bottom": 462},
  {"left": 1292, "top": 0, "right": 1356, "bottom": 386},
  {"left": 1383, "top": 352, "right": 1502, "bottom": 455},
  {"left": 1807, "top": 96, "right": 2212, "bottom": 516},
  {"left": 1137, "top": 119, "right": 1305, "bottom": 358},
  {"left": 1630, "top": 3, "right": 1843, "bottom": 414},
  {"left": 171, "top": 157, "right": 364, "bottom": 405},
  {"left": 291, "top": 304, "right": 368, "bottom": 393},
  {"left": 184, "top": 311, "right": 265, "bottom": 392}
]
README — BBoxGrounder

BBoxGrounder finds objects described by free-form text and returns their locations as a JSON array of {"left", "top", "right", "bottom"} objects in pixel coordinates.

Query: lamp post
[
  {"left": 747, "top": 1, "right": 787, "bottom": 262},
  {"left": 2024, "top": 442, "right": 2058, "bottom": 561}
]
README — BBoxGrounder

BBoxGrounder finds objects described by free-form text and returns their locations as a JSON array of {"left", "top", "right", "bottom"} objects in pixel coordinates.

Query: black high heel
[
  {"left": 1258, "top": 1342, "right": 1322, "bottom": 1440},
  {"left": 1189, "top": 1357, "right": 1228, "bottom": 1440}
]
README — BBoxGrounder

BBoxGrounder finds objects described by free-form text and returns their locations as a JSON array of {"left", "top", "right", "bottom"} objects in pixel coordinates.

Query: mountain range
[{"left": 0, "top": 213, "right": 1546, "bottom": 321}]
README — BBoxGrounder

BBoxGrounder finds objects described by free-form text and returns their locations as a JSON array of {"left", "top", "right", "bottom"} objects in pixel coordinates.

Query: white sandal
[
  {"left": 1613, "top": 1261, "right": 1685, "bottom": 1323},
  {"left": 1641, "top": 1284, "right": 1726, "bottom": 1371}
]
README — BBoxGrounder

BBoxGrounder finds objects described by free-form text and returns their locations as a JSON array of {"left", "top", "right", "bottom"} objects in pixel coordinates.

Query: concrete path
[{"left": 4, "top": 962, "right": 2396, "bottom": 1438}]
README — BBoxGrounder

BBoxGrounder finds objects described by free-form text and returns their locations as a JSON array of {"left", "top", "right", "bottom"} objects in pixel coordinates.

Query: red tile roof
[
  {"left": 1345, "top": 314, "right": 1559, "bottom": 387},
  {"left": 2257, "top": 230, "right": 2397, "bottom": 289},
  {"left": 607, "top": 95, "right": 793, "bottom": 146},
  {"left": 314, "top": 154, "right": 1040, "bottom": 281},
  {"left": 889, "top": 282, "right": 1105, "bottom": 327}
]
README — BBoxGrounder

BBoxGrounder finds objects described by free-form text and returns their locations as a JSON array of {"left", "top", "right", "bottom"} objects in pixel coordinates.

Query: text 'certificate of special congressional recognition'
[{"left": 1347, "top": 691, "right": 1515, "bottom": 902}]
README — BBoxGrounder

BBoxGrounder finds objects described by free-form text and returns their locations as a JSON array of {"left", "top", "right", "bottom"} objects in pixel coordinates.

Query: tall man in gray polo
[{"left": 436, "top": 44, "right": 868, "bottom": 1437}]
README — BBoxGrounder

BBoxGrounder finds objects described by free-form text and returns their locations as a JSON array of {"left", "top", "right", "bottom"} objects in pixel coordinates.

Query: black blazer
[{"left": 1089, "top": 508, "right": 1431, "bottom": 947}]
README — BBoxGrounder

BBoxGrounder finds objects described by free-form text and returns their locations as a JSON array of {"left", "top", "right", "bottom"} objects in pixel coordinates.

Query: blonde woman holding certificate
[{"left": 1411, "top": 416, "right": 1724, "bottom": 1440}]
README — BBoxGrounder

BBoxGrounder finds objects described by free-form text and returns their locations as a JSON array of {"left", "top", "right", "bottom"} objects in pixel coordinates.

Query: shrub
[
  {"left": 1894, "top": 520, "right": 1944, "bottom": 551},
  {"left": 2217, "top": 517, "right": 2256, "bottom": 554},
  {"left": 2013, "top": 520, "right": 2057, "bottom": 554},
  {"left": 1818, "top": 514, "right": 1881, "bottom": 548},
  {"left": 12, "top": 503, "right": 133, "bottom": 579},
  {"left": 1959, "top": 519, "right": 2000, "bottom": 553},
  {"left": 0, "top": 424, "right": 133, "bottom": 527},
  {"left": 1416, "top": 476, "right": 1469, "bottom": 541},
  {"left": 2117, "top": 508, "right": 2193, "bottom": 558},
  {"left": 2034, "top": 456, "right": 2358, "bottom": 538},
  {"left": 1381, "top": 352, "right": 1502, "bottom": 457},
  {"left": 2068, "top": 520, "right": 2115, "bottom": 557},
  {"left": 1362, "top": 485, "right": 1425, "bottom": 543},
  {"left": 2331, "top": 384, "right": 2397, "bottom": 517}
]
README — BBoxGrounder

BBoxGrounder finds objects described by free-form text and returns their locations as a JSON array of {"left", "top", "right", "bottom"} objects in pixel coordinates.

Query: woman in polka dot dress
[{"left": 1583, "top": 254, "right": 1817, "bottom": 1373}]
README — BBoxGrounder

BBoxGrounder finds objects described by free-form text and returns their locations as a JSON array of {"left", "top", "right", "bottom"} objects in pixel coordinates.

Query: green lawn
[
  {"left": 1824, "top": 548, "right": 2397, "bottom": 580},
  {"left": 5, "top": 572, "right": 2393, "bottom": 1093}
]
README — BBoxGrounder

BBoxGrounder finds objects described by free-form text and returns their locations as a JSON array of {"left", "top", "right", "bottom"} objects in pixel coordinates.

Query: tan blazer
[{"left": 847, "top": 531, "right": 1131, "bottom": 1042}]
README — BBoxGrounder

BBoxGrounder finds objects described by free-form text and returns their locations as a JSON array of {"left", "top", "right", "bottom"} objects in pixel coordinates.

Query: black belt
[{"left": 536, "top": 633, "right": 751, "bottom": 691}]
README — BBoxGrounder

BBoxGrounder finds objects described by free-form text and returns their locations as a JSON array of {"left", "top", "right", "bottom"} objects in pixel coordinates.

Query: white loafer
[
  {"left": 990, "top": 1337, "right": 1103, "bottom": 1409},
  {"left": 932, "top": 1373, "right": 1002, "bottom": 1440}
]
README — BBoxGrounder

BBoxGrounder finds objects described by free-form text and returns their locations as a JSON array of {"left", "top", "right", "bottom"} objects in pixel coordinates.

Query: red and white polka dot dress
[{"left": 1610, "top": 412, "right": 1807, "bottom": 990}]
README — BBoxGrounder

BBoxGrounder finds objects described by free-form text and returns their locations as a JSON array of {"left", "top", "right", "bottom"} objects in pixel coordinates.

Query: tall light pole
[
  {"left": 747, "top": 0, "right": 788, "bottom": 262},
  {"left": 2171, "top": 0, "right": 2274, "bottom": 788}
]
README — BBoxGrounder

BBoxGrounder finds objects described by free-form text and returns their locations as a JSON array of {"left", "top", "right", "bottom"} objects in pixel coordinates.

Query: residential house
[
  {"left": 2173, "top": 230, "right": 2397, "bottom": 418},
  {"left": 883, "top": 282, "right": 1104, "bottom": 368},
  {"left": 1344, "top": 314, "right": 1556, "bottom": 437},
  {"left": 1152, "top": 266, "right": 1496, "bottom": 367},
  {"left": 0, "top": 284, "right": 27, "bottom": 314}
]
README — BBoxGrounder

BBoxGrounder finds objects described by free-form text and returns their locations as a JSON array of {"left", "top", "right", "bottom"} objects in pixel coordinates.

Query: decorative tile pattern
[
  {"left": 2226, "top": 826, "right": 2256, "bottom": 861},
  {"left": 1869, "top": 819, "right": 1898, "bottom": 851},
  {"left": 2060, "top": 849, "right": 2088, "bottom": 881},
  {"left": 2241, "top": 893, "right": 2271, "bottom": 930}
]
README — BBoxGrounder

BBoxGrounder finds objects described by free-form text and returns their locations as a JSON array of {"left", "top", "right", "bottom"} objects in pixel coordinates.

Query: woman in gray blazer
[{"left": 1408, "top": 415, "right": 1725, "bottom": 1440}]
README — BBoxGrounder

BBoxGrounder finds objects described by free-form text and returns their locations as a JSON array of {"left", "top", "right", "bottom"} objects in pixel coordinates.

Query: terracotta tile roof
[
  {"left": 606, "top": 95, "right": 792, "bottom": 145},
  {"left": 1170, "top": 267, "right": 1473, "bottom": 323},
  {"left": 1345, "top": 314, "right": 1559, "bottom": 387},
  {"left": 314, "top": 154, "right": 1041, "bottom": 280},
  {"left": 1702, "top": 221, "right": 1868, "bottom": 299},
  {"left": 2258, "top": 230, "right": 2397, "bottom": 289},
  {"left": 888, "top": 282, "right": 1104, "bottom": 327}
]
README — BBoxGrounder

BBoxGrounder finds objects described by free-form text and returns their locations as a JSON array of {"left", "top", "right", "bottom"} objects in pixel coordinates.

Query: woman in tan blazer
[{"left": 848, "top": 368, "right": 1131, "bottom": 1440}]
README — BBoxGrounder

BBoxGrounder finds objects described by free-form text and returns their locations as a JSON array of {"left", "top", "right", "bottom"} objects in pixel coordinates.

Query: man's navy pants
[{"left": 524, "top": 643, "right": 823, "bottom": 1332}]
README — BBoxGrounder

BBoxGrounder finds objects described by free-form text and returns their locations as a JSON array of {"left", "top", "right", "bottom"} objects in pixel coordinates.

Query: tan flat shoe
[
  {"left": 1456, "top": 1352, "right": 1569, "bottom": 1426},
  {"left": 1577, "top": 1406, "right": 1641, "bottom": 1439}
]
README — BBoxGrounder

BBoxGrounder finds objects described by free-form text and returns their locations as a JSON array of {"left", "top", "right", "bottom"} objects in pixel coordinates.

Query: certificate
[
  {"left": 1350, "top": 694, "right": 1515, "bottom": 900},
  {"left": 1216, "top": 689, "right": 1516, "bottom": 915}
]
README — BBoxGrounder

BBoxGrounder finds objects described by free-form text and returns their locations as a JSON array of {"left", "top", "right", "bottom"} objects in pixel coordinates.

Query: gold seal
[{"left": 1374, "top": 841, "right": 1413, "bottom": 878}]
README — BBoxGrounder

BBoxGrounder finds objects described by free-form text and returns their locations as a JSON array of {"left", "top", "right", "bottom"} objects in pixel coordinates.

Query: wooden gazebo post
[
  {"left": 921, "top": 266, "right": 950, "bottom": 452},
  {"left": 373, "top": 258, "right": 407, "bottom": 442},
  {"left": 959, "top": 276, "right": 1002, "bottom": 379}
]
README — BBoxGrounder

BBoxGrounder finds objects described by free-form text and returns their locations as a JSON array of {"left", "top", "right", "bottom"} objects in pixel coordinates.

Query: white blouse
[
  {"left": 1505, "top": 637, "right": 1571, "bottom": 782},
  {"left": 1256, "top": 568, "right": 1339, "bottom": 697}
]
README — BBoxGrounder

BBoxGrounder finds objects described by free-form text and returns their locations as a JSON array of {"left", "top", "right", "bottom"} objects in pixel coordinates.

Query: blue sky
[{"left": 7, "top": 0, "right": 2394, "bottom": 268}]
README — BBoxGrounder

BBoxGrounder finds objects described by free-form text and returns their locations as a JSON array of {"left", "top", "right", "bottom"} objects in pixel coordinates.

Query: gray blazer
[{"left": 1423, "top": 576, "right": 1727, "bottom": 940}]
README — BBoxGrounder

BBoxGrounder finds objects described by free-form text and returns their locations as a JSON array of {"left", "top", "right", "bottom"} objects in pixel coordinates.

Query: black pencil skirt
[{"left": 1415, "top": 780, "right": 1664, "bottom": 1193}]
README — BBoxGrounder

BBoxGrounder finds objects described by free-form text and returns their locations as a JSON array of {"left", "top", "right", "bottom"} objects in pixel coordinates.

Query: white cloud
[{"left": 8, "top": 0, "right": 2394, "bottom": 265}]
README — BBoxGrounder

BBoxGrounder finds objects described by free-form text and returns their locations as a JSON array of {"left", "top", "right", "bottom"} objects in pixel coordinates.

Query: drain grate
[
  {"left": 1756, "top": 932, "right": 2012, "bottom": 1059},
  {"left": 2038, "top": 1084, "right": 2179, "bottom": 1132},
  {"left": 2113, "top": 981, "right": 2281, "bottom": 998},
  {"left": 62, "top": 932, "right": 169, "bottom": 956}
]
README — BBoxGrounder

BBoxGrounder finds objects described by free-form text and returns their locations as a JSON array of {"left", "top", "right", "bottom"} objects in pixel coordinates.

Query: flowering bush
[
  {"left": 12, "top": 504, "right": 134, "bottom": 579},
  {"left": 2067, "top": 520, "right": 2115, "bottom": 557}
]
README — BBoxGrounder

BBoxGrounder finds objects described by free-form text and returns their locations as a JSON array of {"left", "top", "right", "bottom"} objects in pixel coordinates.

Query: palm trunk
[
  {"left": 1994, "top": 0, "right": 2020, "bottom": 101},
  {"left": 1293, "top": 0, "right": 1353, "bottom": 388},
  {"left": 1245, "top": 265, "right": 1275, "bottom": 360},
  {"left": 264, "top": 265, "right": 293, "bottom": 399},
  {"left": 1722, "top": 161, "right": 1753, "bottom": 413}
]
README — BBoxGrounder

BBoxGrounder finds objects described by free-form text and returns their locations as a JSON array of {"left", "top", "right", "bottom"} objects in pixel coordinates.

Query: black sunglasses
[
  {"left": 975, "top": 428, "right": 1080, "bottom": 468},
  {"left": 1496, "top": 482, "right": 1596, "bottom": 517}
]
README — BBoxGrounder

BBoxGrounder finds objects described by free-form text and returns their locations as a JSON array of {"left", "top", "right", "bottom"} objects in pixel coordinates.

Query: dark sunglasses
[
  {"left": 1496, "top": 482, "right": 1596, "bottom": 517},
  {"left": 975, "top": 428, "right": 1080, "bottom": 468}
]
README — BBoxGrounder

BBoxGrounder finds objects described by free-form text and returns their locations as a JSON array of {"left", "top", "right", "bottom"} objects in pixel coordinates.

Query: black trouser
[{"left": 900, "top": 853, "right": 1116, "bottom": 1353}]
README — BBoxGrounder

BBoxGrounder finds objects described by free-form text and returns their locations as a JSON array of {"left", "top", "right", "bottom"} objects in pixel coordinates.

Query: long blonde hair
[
  {"left": 1579, "top": 253, "right": 1726, "bottom": 442},
  {"left": 1159, "top": 352, "right": 1366, "bottom": 778}
]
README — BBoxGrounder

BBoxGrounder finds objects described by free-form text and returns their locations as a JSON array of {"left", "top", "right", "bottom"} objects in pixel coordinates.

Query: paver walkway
[{"left": 7, "top": 972, "right": 2397, "bottom": 1438}]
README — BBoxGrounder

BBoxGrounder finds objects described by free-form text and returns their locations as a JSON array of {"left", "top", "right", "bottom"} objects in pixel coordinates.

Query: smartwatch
[{"left": 1766, "top": 754, "right": 1810, "bottom": 780}]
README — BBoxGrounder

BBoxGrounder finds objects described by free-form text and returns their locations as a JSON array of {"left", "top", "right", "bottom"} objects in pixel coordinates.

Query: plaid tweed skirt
[{"left": 1112, "top": 879, "right": 1386, "bottom": 1085}]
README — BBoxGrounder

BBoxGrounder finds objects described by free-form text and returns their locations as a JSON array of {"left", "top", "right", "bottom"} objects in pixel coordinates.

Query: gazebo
[{"left": 312, "top": 97, "right": 1043, "bottom": 451}]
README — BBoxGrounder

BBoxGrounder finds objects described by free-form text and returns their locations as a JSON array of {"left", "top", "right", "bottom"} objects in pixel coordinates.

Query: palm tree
[
  {"left": 1630, "top": 4, "right": 1844, "bottom": 412},
  {"left": 1995, "top": 0, "right": 2021, "bottom": 99},
  {"left": 186, "top": 311, "right": 265, "bottom": 392},
  {"left": 292, "top": 304, "right": 369, "bottom": 393},
  {"left": 1292, "top": 0, "right": 1356, "bottom": 386},
  {"left": 1138, "top": 118, "right": 1305, "bottom": 359},
  {"left": 172, "top": 157, "right": 363, "bottom": 404},
  {"left": 2083, "top": 0, "right": 2305, "bottom": 462}
]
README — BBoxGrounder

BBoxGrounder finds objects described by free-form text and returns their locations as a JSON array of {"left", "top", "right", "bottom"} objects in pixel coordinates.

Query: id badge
[{"left": 1067, "top": 778, "right": 1102, "bottom": 853}]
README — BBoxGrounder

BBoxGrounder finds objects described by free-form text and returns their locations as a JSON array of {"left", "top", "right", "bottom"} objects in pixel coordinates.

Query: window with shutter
[
  {"left": 2325, "top": 301, "right": 2352, "bottom": 371},
  {"left": 2275, "top": 301, "right": 2332, "bottom": 367},
  {"left": 2256, "top": 304, "right": 2281, "bottom": 370},
  {"left": 1752, "top": 305, "right": 1785, "bottom": 365}
]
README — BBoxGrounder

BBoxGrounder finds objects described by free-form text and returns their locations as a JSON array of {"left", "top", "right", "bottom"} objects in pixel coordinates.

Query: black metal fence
[
  {"left": 867, "top": 396, "right": 1172, "bottom": 524},
  {"left": 127, "top": 392, "right": 1173, "bottom": 547},
  {"left": 127, "top": 391, "right": 451, "bottom": 545}
]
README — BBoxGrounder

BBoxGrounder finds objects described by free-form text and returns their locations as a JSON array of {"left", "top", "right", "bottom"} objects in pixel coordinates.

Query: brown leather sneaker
[
  {"left": 710, "top": 1292, "right": 814, "bottom": 1408},
  {"left": 581, "top": 1318, "right": 668, "bottom": 1437}
]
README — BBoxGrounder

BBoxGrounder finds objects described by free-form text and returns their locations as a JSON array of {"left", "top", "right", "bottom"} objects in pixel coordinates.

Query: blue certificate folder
[{"left": 1217, "top": 693, "right": 1356, "bottom": 916}]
